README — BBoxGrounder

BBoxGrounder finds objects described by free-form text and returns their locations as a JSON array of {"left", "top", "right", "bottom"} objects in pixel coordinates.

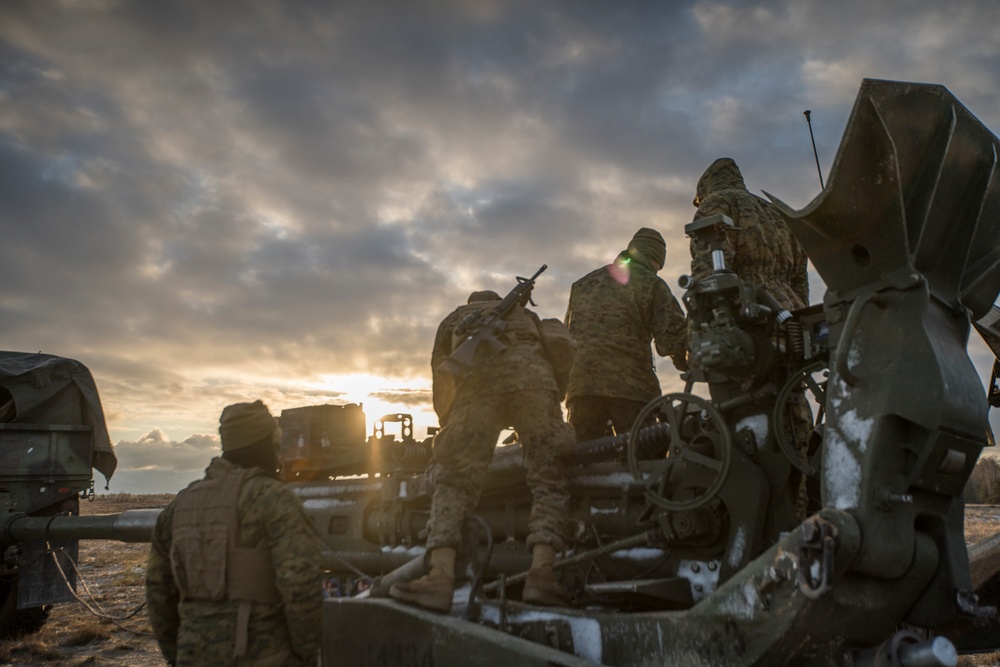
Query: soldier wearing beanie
[
  {"left": 627, "top": 227, "right": 668, "bottom": 270},
  {"left": 146, "top": 401, "right": 322, "bottom": 666},
  {"left": 564, "top": 228, "right": 688, "bottom": 441}
]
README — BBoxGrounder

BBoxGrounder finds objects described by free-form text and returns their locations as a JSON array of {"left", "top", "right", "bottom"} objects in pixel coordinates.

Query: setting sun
[{"left": 310, "top": 373, "right": 438, "bottom": 441}]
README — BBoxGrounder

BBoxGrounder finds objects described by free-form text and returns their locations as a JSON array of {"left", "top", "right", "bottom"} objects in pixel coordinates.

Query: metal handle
[{"left": 835, "top": 292, "right": 887, "bottom": 386}]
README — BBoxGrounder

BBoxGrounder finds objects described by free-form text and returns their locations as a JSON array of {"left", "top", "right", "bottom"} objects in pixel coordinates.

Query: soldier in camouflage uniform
[
  {"left": 691, "top": 158, "right": 808, "bottom": 310},
  {"left": 692, "top": 158, "right": 813, "bottom": 514},
  {"left": 564, "top": 228, "right": 688, "bottom": 441},
  {"left": 390, "top": 290, "right": 575, "bottom": 612},
  {"left": 146, "top": 401, "right": 322, "bottom": 666}
]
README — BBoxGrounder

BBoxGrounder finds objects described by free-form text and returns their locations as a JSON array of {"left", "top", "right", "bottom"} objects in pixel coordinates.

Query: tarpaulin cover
[{"left": 0, "top": 351, "right": 117, "bottom": 480}]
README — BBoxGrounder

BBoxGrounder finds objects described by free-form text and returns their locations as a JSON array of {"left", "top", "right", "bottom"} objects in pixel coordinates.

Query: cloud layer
[{"left": 2, "top": 1, "right": 999, "bottom": 491}]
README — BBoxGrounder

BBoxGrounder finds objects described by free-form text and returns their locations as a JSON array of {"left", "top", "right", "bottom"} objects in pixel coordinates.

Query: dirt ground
[{"left": 0, "top": 497, "right": 998, "bottom": 666}]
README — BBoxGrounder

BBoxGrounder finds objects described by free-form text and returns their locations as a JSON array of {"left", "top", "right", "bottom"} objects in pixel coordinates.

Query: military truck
[
  {"left": 0, "top": 78, "right": 998, "bottom": 666},
  {"left": 0, "top": 352, "right": 159, "bottom": 636}
]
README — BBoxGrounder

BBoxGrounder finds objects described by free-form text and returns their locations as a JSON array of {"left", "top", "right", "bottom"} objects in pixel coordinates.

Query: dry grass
[
  {"left": 57, "top": 621, "right": 112, "bottom": 647},
  {"left": 966, "top": 505, "right": 1000, "bottom": 545},
  {"left": 0, "top": 494, "right": 997, "bottom": 666}
]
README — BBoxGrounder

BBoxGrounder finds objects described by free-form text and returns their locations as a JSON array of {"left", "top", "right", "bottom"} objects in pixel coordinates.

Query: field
[{"left": 0, "top": 496, "right": 997, "bottom": 666}]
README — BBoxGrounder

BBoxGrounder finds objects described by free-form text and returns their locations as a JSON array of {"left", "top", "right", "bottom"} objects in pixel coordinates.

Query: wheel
[
  {"left": 627, "top": 392, "right": 733, "bottom": 512},
  {"left": 773, "top": 361, "right": 827, "bottom": 477}
]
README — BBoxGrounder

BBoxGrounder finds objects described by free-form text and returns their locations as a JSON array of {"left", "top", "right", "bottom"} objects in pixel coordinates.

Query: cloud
[
  {"left": 114, "top": 430, "right": 219, "bottom": 472},
  {"left": 368, "top": 389, "right": 433, "bottom": 409},
  {"left": 1, "top": 0, "right": 999, "bottom": 491}
]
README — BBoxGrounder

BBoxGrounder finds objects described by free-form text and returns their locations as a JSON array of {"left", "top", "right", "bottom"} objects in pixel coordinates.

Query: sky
[{"left": 2, "top": 0, "right": 1000, "bottom": 493}]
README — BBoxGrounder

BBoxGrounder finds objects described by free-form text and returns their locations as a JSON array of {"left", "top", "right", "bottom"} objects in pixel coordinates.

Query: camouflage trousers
[
  {"left": 426, "top": 389, "right": 574, "bottom": 552},
  {"left": 567, "top": 395, "right": 652, "bottom": 442}
]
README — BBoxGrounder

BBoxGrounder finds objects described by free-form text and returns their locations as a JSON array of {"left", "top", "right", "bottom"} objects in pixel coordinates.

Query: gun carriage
[{"left": 311, "top": 79, "right": 1000, "bottom": 666}]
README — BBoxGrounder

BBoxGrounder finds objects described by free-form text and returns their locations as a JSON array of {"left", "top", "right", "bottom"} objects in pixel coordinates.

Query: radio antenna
[{"left": 803, "top": 109, "right": 825, "bottom": 190}]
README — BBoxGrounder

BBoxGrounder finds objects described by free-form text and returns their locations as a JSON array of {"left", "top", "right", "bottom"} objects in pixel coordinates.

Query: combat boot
[
  {"left": 389, "top": 547, "right": 456, "bottom": 613},
  {"left": 522, "top": 543, "right": 570, "bottom": 606}
]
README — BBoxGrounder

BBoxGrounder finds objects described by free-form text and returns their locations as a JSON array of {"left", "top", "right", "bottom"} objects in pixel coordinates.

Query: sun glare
[{"left": 311, "top": 373, "right": 438, "bottom": 441}]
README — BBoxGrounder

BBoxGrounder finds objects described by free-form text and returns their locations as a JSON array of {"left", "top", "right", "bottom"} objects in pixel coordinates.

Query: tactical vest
[{"left": 169, "top": 460, "right": 284, "bottom": 663}]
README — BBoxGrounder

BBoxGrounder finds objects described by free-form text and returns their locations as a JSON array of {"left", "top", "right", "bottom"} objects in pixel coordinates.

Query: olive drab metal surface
[{"left": 769, "top": 79, "right": 1000, "bottom": 317}]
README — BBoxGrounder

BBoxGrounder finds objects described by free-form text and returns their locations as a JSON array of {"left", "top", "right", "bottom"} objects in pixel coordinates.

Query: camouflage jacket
[
  {"left": 431, "top": 296, "right": 559, "bottom": 421},
  {"left": 564, "top": 255, "right": 688, "bottom": 404},
  {"left": 691, "top": 159, "right": 809, "bottom": 310},
  {"left": 146, "top": 457, "right": 322, "bottom": 666}
]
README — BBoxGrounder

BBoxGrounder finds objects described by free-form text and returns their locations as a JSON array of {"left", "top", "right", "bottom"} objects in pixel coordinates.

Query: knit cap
[
  {"left": 627, "top": 227, "right": 666, "bottom": 269},
  {"left": 219, "top": 400, "right": 277, "bottom": 451}
]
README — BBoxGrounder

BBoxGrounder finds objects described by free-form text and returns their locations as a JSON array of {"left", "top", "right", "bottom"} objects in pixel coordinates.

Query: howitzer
[
  {"left": 313, "top": 79, "right": 1000, "bottom": 666},
  {"left": 436, "top": 264, "right": 547, "bottom": 381}
]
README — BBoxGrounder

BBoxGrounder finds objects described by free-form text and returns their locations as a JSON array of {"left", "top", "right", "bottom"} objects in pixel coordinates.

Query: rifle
[{"left": 436, "top": 265, "right": 547, "bottom": 382}]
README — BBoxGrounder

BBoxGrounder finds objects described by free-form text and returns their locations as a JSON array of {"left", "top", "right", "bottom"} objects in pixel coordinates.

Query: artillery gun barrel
[{"left": 2, "top": 509, "right": 161, "bottom": 544}]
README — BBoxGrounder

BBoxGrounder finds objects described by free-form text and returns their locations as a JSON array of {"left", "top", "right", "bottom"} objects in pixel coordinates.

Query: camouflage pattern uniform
[
  {"left": 427, "top": 292, "right": 574, "bottom": 551},
  {"left": 692, "top": 158, "right": 813, "bottom": 515},
  {"left": 564, "top": 243, "right": 688, "bottom": 441},
  {"left": 691, "top": 158, "right": 809, "bottom": 311},
  {"left": 146, "top": 458, "right": 322, "bottom": 666}
]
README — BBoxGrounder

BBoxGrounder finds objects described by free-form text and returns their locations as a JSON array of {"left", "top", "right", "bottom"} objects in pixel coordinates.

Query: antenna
[{"left": 803, "top": 110, "right": 825, "bottom": 190}]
